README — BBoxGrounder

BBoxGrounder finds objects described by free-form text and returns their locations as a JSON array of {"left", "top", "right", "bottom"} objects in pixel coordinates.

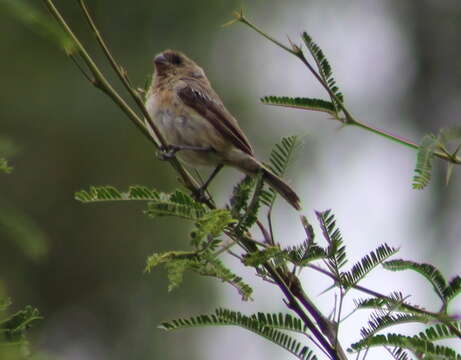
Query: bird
[{"left": 145, "top": 49, "right": 301, "bottom": 211}]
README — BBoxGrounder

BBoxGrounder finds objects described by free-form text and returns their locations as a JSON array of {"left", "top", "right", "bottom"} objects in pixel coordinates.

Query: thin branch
[
  {"left": 77, "top": 0, "right": 167, "bottom": 148},
  {"left": 42, "top": 0, "right": 152, "bottom": 146},
  {"left": 307, "top": 263, "right": 461, "bottom": 339},
  {"left": 233, "top": 10, "right": 461, "bottom": 165},
  {"left": 43, "top": 0, "right": 214, "bottom": 206}
]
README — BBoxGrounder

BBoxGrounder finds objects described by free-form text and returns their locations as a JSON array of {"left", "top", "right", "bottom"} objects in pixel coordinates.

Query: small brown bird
[{"left": 145, "top": 50, "right": 301, "bottom": 210}]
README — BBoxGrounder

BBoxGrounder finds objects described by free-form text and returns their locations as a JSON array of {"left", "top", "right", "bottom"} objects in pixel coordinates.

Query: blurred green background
[{"left": 1, "top": 1, "right": 460, "bottom": 359}]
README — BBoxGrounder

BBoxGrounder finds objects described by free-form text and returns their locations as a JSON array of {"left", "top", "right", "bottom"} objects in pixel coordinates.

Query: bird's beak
[{"left": 154, "top": 53, "right": 168, "bottom": 66}]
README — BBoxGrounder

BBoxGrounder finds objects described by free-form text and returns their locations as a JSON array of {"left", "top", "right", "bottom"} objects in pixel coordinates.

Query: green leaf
[
  {"left": 242, "top": 246, "right": 285, "bottom": 267},
  {"left": 261, "top": 136, "right": 301, "bottom": 208},
  {"left": 230, "top": 175, "right": 256, "bottom": 219},
  {"left": 145, "top": 252, "right": 252, "bottom": 300},
  {"left": 412, "top": 134, "right": 439, "bottom": 190},
  {"left": 198, "top": 256, "right": 253, "bottom": 301},
  {"left": 355, "top": 292, "right": 431, "bottom": 317},
  {"left": 261, "top": 96, "right": 336, "bottom": 116},
  {"left": 0, "top": 158, "right": 12, "bottom": 174},
  {"left": 251, "top": 312, "right": 308, "bottom": 334},
  {"left": 0, "top": 305, "right": 42, "bottom": 344},
  {"left": 389, "top": 347, "right": 411, "bottom": 360},
  {"left": 190, "top": 209, "right": 236, "bottom": 247},
  {"left": 285, "top": 241, "right": 327, "bottom": 267},
  {"left": 342, "top": 243, "right": 399, "bottom": 290},
  {"left": 145, "top": 251, "right": 197, "bottom": 291},
  {"left": 75, "top": 185, "right": 162, "bottom": 202},
  {"left": 417, "top": 322, "right": 461, "bottom": 342},
  {"left": 316, "top": 210, "right": 347, "bottom": 278},
  {"left": 301, "top": 32, "right": 344, "bottom": 113},
  {"left": 359, "top": 311, "right": 428, "bottom": 338},
  {"left": 349, "top": 333, "right": 461, "bottom": 359},
  {"left": 443, "top": 276, "right": 461, "bottom": 303},
  {"left": 160, "top": 308, "right": 318, "bottom": 360},
  {"left": 145, "top": 190, "right": 206, "bottom": 220},
  {"left": 383, "top": 260, "right": 447, "bottom": 303},
  {"left": 234, "top": 172, "right": 264, "bottom": 236}
]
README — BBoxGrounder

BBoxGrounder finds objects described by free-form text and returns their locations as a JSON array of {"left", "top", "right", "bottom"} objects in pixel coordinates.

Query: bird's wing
[{"left": 177, "top": 79, "right": 254, "bottom": 156}]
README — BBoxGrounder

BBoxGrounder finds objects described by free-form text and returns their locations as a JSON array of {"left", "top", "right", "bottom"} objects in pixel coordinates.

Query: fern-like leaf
[
  {"left": 261, "top": 136, "right": 301, "bottom": 208},
  {"left": 285, "top": 240, "right": 327, "bottom": 267},
  {"left": 145, "top": 252, "right": 253, "bottom": 300},
  {"left": 0, "top": 305, "right": 42, "bottom": 344},
  {"left": 301, "top": 32, "right": 344, "bottom": 113},
  {"left": 160, "top": 308, "right": 318, "bottom": 360},
  {"left": 242, "top": 246, "right": 286, "bottom": 267},
  {"left": 360, "top": 311, "right": 428, "bottom": 338},
  {"left": 75, "top": 185, "right": 163, "bottom": 202},
  {"left": 230, "top": 175, "right": 256, "bottom": 218},
  {"left": 349, "top": 333, "right": 461, "bottom": 359},
  {"left": 250, "top": 312, "right": 308, "bottom": 334},
  {"left": 383, "top": 260, "right": 447, "bottom": 303},
  {"left": 417, "top": 323, "right": 461, "bottom": 342},
  {"left": 261, "top": 96, "right": 336, "bottom": 116},
  {"left": 389, "top": 347, "right": 411, "bottom": 360},
  {"left": 234, "top": 172, "right": 264, "bottom": 236},
  {"left": 342, "top": 243, "right": 399, "bottom": 290},
  {"left": 443, "top": 276, "right": 461, "bottom": 302},
  {"left": 190, "top": 209, "right": 236, "bottom": 247},
  {"left": 316, "top": 210, "right": 347, "bottom": 279},
  {"left": 355, "top": 292, "right": 430, "bottom": 317},
  {"left": 145, "top": 190, "right": 206, "bottom": 220},
  {"left": 412, "top": 134, "right": 439, "bottom": 190}
]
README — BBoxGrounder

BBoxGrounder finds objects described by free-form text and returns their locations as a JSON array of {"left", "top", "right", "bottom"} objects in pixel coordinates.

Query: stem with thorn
[{"left": 233, "top": 10, "right": 461, "bottom": 164}]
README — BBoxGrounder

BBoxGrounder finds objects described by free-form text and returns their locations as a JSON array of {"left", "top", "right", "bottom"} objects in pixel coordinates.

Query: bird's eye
[{"left": 169, "top": 54, "right": 183, "bottom": 65}]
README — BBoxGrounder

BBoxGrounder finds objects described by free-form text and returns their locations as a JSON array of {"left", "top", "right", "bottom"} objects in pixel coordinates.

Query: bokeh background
[{"left": 1, "top": 0, "right": 460, "bottom": 359}]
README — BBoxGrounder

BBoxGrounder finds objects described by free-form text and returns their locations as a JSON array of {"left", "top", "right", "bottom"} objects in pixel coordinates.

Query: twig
[{"left": 233, "top": 10, "right": 461, "bottom": 165}]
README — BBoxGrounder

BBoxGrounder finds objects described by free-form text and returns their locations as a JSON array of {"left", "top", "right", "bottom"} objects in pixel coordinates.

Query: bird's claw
[
  {"left": 193, "top": 187, "right": 208, "bottom": 203},
  {"left": 157, "top": 146, "right": 177, "bottom": 161}
]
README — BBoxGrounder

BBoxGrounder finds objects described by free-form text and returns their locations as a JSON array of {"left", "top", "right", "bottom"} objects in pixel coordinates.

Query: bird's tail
[{"left": 262, "top": 167, "right": 301, "bottom": 211}]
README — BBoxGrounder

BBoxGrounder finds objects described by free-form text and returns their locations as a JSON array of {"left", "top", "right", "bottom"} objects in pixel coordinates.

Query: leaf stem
[{"left": 234, "top": 11, "right": 461, "bottom": 165}]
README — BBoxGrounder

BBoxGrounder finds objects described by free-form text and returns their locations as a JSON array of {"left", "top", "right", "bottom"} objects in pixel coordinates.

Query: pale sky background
[
  {"left": 201, "top": 1, "right": 461, "bottom": 359},
  {"left": 2, "top": 1, "right": 460, "bottom": 360}
]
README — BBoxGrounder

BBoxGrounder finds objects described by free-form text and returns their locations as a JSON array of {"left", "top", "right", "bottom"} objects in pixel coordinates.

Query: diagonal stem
[
  {"left": 234, "top": 11, "right": 461, "bottom": 164},
  {"left": 42, "top": 0, "right": 214, "bottom": 206}
]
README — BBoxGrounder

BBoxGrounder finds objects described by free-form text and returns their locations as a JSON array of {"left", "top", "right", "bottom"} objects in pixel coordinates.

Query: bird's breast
[{"left": 146, "top": 91, "right": 228, "bottom": 166}]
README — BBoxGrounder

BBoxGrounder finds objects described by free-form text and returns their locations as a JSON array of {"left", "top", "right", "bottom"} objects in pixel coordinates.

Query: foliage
[
  {"left": 413, "top": 127, "right": 461, "bottom": 189},
  {"left": 301, "top": 32, "right": 344, "bottom": 114},
  {"left": 146, "top": 251, "right": 253, "bottom": 301},
  {"left": 412, "top": 134, "right": 439, "bottom": 190},
  {"left": 261, "top": 135, "right": 301, "bottom": 209},
  {"left": 27, "top": 2, "right": 461, "bottom": 360},
  {"left": 0, "top": 158, "right": 12, "bottom": 174},
  {"left": 261, "top": 96, "right": 336, "bottom": 116},
  {"left": 160, "top": 308, "right": 318, "bottom": 360},
  {"left": 0, "top": 297, "right": 42, "bottom": 359}
]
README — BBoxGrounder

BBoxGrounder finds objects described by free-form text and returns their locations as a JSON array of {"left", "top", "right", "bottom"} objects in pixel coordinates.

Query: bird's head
[{"left": 153, "top": 50, "right": 205, "bottom": 80}]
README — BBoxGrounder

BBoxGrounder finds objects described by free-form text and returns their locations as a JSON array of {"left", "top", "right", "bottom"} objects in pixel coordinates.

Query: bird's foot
[
  {"left": 193, "top": 186, "right": 209, "bottom": 203},
  {"left": 157, "top": 144, "right": 214, "bottom": 161},
  {"left": 157, "top": 145, "right": 178, "bottom": 161}
]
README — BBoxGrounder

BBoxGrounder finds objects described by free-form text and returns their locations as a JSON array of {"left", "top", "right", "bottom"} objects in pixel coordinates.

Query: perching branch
[{"left": 42, "top": 0, "right": 213, "bottom": 204}]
